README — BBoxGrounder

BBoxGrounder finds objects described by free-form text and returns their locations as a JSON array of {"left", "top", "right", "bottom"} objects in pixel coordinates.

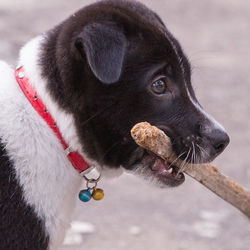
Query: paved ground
[{"left": 1, "top": 0, "right": 250, "bottom": 249}]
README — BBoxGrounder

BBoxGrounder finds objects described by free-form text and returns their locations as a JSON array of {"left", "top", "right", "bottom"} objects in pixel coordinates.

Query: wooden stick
[{"left": 131, "top": 122, "right": 250, "bottom": 220}]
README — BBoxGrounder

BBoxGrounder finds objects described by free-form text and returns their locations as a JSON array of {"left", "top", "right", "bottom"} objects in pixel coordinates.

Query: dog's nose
[
  {"left": 198, "top": 124, "right": 230, "bottom": 155},
  {"left": 210, "top": 129, "right": 230, "bottom": 155}
]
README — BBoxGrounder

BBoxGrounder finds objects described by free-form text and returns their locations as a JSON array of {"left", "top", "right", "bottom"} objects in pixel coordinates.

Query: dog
[{"left": 0, "top": 0, "right": 229, "bottom": 249}]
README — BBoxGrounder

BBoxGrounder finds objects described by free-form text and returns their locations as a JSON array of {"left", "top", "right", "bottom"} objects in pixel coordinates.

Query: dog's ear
[{"left": 75, "top": 22, "right": 127, "bottom": 84}]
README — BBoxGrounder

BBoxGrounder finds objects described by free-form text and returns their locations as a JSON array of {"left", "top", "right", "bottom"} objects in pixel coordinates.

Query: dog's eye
[{"left": 151, "top": 78, "right": 167, "bottom": 94}]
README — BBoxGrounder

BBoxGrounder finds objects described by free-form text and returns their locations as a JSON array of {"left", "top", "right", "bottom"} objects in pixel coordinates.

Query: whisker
[
  {"left": 169, "top": 151, "right": 186, "bottom": 168},
  {"left": 191, "top": 142, "right": 195, "bottom": 171},
  {"left": 191, "top": 142, "right": 194, "bottom": 164},
  {"left": 196, "top": 144, "right": 210, "bottom": 157},
  {"left": 195, "top": 144, "right": 199, "bottom": 165},
  {"left": 182, "top": 157, "right": 191, "bottom": 173},
  {"left": 177, "top": 148, "right": 191, "bottom": 176},
  {"left": 81, "top": 103, "right": 116, "bottom": 128},
  {"left": 192, "top": 148, "right": 196, "bottom": 171},
  {"left": 192, "top": 141, "right": 197, "bottom": 164}
]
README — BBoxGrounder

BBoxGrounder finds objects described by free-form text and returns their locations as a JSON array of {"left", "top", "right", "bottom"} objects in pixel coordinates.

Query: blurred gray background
[{"left": 1, "top": 0, "right": 250, "bottom": 249}]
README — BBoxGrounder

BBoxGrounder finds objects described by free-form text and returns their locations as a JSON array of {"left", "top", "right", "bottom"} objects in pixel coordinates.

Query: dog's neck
[
  {"left": 17, "top": 35, "right": 124, "bottom": 178},
  {"left": 18, "top": 36, "right": 86, "bottom": 158}
]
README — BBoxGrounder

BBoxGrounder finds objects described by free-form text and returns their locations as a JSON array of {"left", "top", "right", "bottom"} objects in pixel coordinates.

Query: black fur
[
  {"left": 0, "top": 141, "right": 49, "bottom": 250},
  {"left": 40, "top": 0, "right": 229, "bottom": 171},
  {"left": 76, "top": 22, "right": 127, "bottom": 84}
]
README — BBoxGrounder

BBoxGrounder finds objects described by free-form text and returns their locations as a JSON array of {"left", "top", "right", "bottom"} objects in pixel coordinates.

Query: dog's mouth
[
  {"left": 145, "top": 150, "right": 185, "bottom": 186},
  {"left": 127, "top": 149, "right": 185, "bottom": 187}
]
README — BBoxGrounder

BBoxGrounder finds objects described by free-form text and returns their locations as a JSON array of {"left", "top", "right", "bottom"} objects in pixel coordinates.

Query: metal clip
[
  {"left": 65, "top": 147, "right": 72, "bottom": 156},
  {"left": 83, "top": 171, "right": 101, "bottom": 190}
]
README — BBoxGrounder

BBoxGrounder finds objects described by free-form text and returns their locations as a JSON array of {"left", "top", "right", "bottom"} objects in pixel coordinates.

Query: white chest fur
[{"left": 0, "top": 41, "right": 83, "bottom": 249}]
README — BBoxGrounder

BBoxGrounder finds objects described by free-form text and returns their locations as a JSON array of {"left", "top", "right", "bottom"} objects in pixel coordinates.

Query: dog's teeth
[{"left": 167, "top": 168, "right": 173, "bottom": 174}]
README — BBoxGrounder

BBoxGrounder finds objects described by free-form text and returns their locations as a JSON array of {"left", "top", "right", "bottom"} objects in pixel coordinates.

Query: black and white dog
[{"left": 0, "top": 0, "right": 229, "bottom": 249}]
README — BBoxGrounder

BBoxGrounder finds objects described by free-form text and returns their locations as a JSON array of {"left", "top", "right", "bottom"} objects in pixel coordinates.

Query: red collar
[{"left": 15, "top": 66, "right": 90, "bottom": 173}]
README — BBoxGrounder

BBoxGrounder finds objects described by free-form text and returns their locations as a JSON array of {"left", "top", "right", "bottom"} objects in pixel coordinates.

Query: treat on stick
[{"left": 131, "top": 122, "right": 250, "bottom": 220}]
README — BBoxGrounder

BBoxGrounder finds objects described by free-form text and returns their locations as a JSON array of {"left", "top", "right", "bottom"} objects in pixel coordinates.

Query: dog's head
[{"left": 43, "top": 0, "right": 229, "bottom": 187}]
